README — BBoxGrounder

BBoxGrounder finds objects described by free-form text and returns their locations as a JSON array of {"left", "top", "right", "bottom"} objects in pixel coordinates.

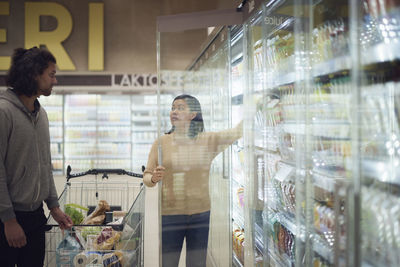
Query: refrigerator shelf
[
  {"left": 233, "top": 252, "right": 244, "bottom": 267},
  {"left": 312, "top": 170, "right": 348, "bottom": 193},
  {"left": 49, "top": 122, "right": 63, "bottom": 126},
  {"left": 362, "top": 159, "right": 400, "bottom": 186},
  {"left": 65, "top": 155, "right": 130, "bottom": 160},
  {"left": 255, "top": 144, "right": 279, "bottom": 154},
  {"left": 362, "top": 42, "right": 400, "bottom": 66},
  {"left": 233, "top": 212, "right": 245, "bottom": 230},
  {"left": 268, "top": 248, "right": 292, "bottom": 267},
  {"left": 64, "top": 121, "right": 131, "bottom": 127},
  {"left": 254, "top": 222, "right": 265, "bottom": 254},
  {"left": 275, "top": 211, "right": 334, "bottom": 264},
  {"left": 282, "top": 122, "right": 350, "bottom": 139},
  {"left": 267, "top": 71, "right": 297, "bottom": 89},
  {"left": 312, "top": 55, "right": 351, "bottom": 78}
]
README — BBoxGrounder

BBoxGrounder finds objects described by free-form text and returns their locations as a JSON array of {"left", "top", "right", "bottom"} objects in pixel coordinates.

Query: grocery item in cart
[
  {"left": 64, "top": 203, "right": 89, "bottom": 225},
  {"left": 83, "top": 200, "right": 110, "bottom": 225},
  {"left": 81, "top": 226, "right": 102, "bottom": 241},
  {"left": 95, "top": 227, "right": 122, "bottom": 250},
  {"left": 103, "top": 251, "right": 123, "bottom": 267},
  {"left": 72, "top": 251, "right": 103, "bottom": 267},
  {"left": 56, "top": 231, "right": 84, "bottom": 266}
]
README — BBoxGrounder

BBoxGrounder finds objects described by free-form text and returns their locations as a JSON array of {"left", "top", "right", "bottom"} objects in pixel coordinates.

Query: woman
[{"left": 143, "top": 94, "right": 242, "bottom": 267}]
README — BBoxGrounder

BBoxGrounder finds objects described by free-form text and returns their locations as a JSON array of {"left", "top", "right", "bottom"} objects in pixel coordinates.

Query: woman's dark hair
[
  {"left": 5, "top": 47, "right": 56, "bottom": 97},
  {"left": 166, "top": 94, "right": 205, "bottom": 138}
]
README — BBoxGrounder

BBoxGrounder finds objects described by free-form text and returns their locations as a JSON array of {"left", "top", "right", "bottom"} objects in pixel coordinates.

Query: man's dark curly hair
[{"left": 5, "top": 47, "right": 56, "bottom": 97}]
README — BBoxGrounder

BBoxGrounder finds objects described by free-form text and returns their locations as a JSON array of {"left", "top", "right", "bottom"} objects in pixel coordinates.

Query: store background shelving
[{"left": 39, "top": 94, "right": 172, "bottom": 175}]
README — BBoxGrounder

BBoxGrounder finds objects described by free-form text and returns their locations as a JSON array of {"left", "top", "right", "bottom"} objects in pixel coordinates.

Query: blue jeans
[{"left": 162, "top": 211, "right": 210, "bottom": 267}]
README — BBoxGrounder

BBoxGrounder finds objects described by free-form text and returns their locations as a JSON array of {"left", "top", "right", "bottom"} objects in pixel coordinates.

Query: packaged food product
[
  {"left": 83, "top": 200, "right": 110, "bottom": 225},
  {"left": 103, "top": 251, "right": 123, "bottom": 267},
  {"left": 95, "top": 227, "right": 122, "bottom": 250}
]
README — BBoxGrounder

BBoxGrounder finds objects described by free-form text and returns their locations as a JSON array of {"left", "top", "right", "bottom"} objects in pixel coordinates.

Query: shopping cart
[{"left": 45, "top": 165, "right": 145, "bottom": 267}]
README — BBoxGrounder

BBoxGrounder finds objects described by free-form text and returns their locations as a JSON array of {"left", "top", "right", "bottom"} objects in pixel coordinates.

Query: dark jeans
[
  {"left": 0, "top": 205, "right": 49, "bottom": 267},
  {"left": 162, "top": 211, "right": 210, "bottom": 267}
]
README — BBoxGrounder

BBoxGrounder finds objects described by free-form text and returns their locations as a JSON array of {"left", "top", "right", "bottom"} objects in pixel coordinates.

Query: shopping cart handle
[{"left": 66, "top": 165, "right": 143, "bottom": 181}]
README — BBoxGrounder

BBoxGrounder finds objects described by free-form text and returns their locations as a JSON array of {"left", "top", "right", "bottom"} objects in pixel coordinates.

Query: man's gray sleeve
[
  {"left": 44, "top": 114, "right": 59, "bottom": 210},
  {"left": 45, "top": 175, "right": 59, "bottom": 210},
  {"left": 0, "top": 109, "right": 15, "bottom": 222}
]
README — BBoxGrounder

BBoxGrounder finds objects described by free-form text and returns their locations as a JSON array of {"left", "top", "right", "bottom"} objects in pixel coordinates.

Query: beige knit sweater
[{"left": 144, "top": 122, "right": 242, "bottom": 215}]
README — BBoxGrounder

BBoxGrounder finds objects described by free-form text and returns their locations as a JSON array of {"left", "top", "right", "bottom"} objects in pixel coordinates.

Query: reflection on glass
[{"left": 144, "top": 95, "right": 242, "bottom": 267}]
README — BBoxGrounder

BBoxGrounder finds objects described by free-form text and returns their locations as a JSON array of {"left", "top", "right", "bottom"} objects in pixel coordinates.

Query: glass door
[
  {"left": 230, "top": 26, "right": 246, "bottom": 267},
  {"left": 246, "top": 7, "right": 265, "bottom": 267},
  {"left": 358, "top": 0, "right": 400, "bottom": 266},
  {"left": 252, "top": 0, "right": 354, "bottom": 266},
  {"left": 158, "top": 24, "right": 234, "bottom": 267},
  {"left": 259, "top": 1, "right": 299, "bottom": 266},
  {"left": 307, "top": 0, "right": 352, "bottom": 266}
]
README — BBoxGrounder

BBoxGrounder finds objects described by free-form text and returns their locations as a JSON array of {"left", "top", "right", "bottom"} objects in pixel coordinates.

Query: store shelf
[
  {"left": 254, "top": 222, "right": 265, "bottom": 254},
  {"left": 282, "top": 121, "right": 350, "bottom": 139},
  {"left": 269, "top": 71, "right": 296, "bottom": 88},
  {"left": 268, "top": 249, "right": 292, "bottom": 267},
  {"left": 233, "top": 210, "right": 245, "bottom": 230},
  {"left": 312, "top": 169, "right": 347, "bottom": 193},
  {"left": 313, "top": 55, "right": 351, "bottom": 77},
  {"left": 255, "top": 143, "right": 279, "bottom": 153},
  {"left": 275, "top": 211, "right": 334, "bottom": 264},
  {"left": 362, "top": 158, "right": 400, "bottom": 186},
  {"left": 131, "top": 116, "right": 158, "bottom": 121},
  {"left": 362, "top": 42, "right": 400, "bottom": 65},
  {"left": 66, "top": 155, "right": 130, "bottom": 159},
  {"left": 132, "top": 127, "right": 158, "bottom": 131},
  {"left": 50, "top": 122, "right": 63, "bottom": 126},
  {"left": 233, "top": 252, "right": 244, "bottom": 267},
  {"left": 65, "top": 121, "right": 131, "bottom": 127},
  {"left": 311, "top": 42, "right": 400, "bottom": 75},
  {"left": 65, "top": 139, "right": 97, "bottom": 143}
]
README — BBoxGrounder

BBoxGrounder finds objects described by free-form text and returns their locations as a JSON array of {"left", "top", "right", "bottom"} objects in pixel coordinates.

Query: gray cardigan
[{"left": 0, "top": 89, "right": 59, "bottom": 222}]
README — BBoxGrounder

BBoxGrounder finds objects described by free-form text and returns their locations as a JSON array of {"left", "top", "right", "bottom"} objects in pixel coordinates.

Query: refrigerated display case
[
  {"left": 246, "top": 7, "right": 266, "bottom": 267},
  {"left": 246, "top": 0, "right": 354, "bottom": 266},
  {"left": 157, "top": 17, "right": 247, "bottom": 265},
  {"left": 189, "top": 27, "right": 233, "bottom": 267},
  {"left": 156, "top": 1, "right": 400, "bottom": 266},
  {"left": 230, "top": 26, "right": 247, "bottom": 267},
  {"left": 39, "top": 95, "right": 64, "bottom": 175},
  {"left": 38, "top": 94, "right": 172, "bottom": 175},
  {"left": 131, "top": 95, "right": 172, "bottom": 171},
  {"left": 64, "top": 95, "right": 131, "bottom": 172},
  {"left": 358, "top": 1, "right": 400, "bottom": 266}
]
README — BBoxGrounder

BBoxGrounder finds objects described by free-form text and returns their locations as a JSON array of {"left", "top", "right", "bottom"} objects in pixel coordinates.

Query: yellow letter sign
[
  {"left": 89, "top": 3, "right": 104, "bottom": 71},
  {"left": 25, "top": 2, "right": 75, "bottom": 70},
  {"left": 0, "top": 2, "right": 10, "bottom": 70}
]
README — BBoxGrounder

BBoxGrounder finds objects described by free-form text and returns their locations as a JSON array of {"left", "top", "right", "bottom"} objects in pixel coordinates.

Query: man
[{"left": 0, "top": 47, "right": 72, "bottom": 267}]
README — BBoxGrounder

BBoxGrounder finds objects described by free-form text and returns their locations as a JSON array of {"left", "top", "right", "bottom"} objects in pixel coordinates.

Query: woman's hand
[{"left": 151, "top": 166, "right": 165, "bottom": 184}]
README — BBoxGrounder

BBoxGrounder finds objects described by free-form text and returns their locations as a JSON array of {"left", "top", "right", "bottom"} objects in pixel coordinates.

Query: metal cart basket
[{"left": 45, "top": 166, "right": 145, "bottom": 267}]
